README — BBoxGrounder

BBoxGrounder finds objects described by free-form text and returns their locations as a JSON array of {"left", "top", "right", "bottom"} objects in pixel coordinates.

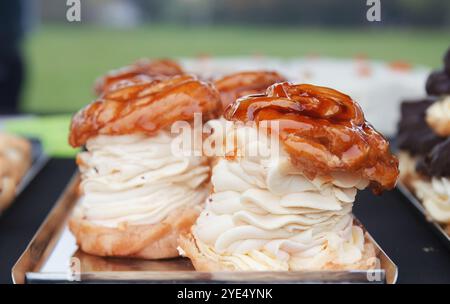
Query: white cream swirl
[
  {"left": 426, "top": 96, "right": 450, "bottom": 136},
  {"left": 75, "top": 131, "right": 210, "bottom": 228},
  {"left": 427, "top": 96, "right": 450, "bottom": 121},
  {"left": 415, "top": 177, "right": 450, "bottom": 224},
  {"left": 193, "top": 123, "right": 369, "bottom": 270}
]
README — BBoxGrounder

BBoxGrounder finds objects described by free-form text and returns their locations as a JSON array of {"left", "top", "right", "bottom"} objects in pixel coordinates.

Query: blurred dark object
[
  {"left": 425, "top": 47, "right": 450, "bottom": 96},
  {"left": 0, "top": 1, "right": 25, "bottom": 114},
  {"left": 417, "top": 137, "right": 450, "bottom": 177},
  {"left": 426, "top": 70, "right": 450, "bottom": 96},
  {"left": 445, "top": 48, "right": 450, "bottom": 74},
  {"left": 397, "top": 97, "right": 445, "bottom": 156}
]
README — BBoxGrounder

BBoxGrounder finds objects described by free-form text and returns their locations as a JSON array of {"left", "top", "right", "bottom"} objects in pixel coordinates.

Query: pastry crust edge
[
  {"left": 178, "top": 231, "right": 379, "bottom": 272},
  {"left": 69, "top": 205, "right": 201, "bottom": 259}
]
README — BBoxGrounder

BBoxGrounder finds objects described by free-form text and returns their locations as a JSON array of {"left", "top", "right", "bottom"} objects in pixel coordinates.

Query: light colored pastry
[
  {"left": 179, "top": 82, "right": 398, "bottom": 271},
  {"left": 68, "top": 74, "right": 221, "bottom": 259},
  {"left": 0, "top": 133, "right": 32, "bottom": 183},
  {"left": 398, "top": 152, "right": 420, "bottom": 188},
  {"left": 69, "top": 203, "right": 201, "bottom": 259},
  {"left": 0, "top": 159, "right": 17, "bottom": 211},
  {"left": 0, "top": 133, "right": 32, "bottom": 211},
  {"left": 426, "top": 96, "right": 450, "bottom": 136},
  {"left": 398, "top": 158, "right": 450, "bottom": 230},
  {"left": 412, "top": 177, "right": 450, "bottom": 224}
]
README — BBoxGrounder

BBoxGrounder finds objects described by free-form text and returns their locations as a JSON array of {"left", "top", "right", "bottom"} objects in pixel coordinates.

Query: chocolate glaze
[
  {"left": 425, "top": 47, "right": 450, "bottom": 95},
  {"left": 417, "top": 137, "right": 450, "bottom": 178},
  {"left": 224, "top": 82, "right": 399, "bottom": 193},
  {"left": 445, "top": 47, "right": 450, "bottom": 74},
  {"left": 426, "top": 70, "right": 450, "bottom": 96},
  {"left": 397, "top": 97, "right": 445, "bottom": 156}
]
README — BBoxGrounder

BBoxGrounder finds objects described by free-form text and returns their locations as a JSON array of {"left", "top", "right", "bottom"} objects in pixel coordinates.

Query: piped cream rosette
[{"left": 74, "top": 131, "right": 210, "bottom": 228}]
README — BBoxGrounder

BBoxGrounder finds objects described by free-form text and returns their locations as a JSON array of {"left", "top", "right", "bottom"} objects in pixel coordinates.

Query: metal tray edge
[
  {"left": 13, "top": 173, "right": 398, "bottom": 284},
  {"left": 12, "top": 173, "right": 80, "bottom": 284},
  {"left": 397, "top": 181, "right": 450, "bottom": 248}
]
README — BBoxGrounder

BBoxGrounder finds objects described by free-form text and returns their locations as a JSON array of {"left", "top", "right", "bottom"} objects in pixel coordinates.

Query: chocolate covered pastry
[{"left": 397, "top": 47, "right": 450, "bottom": 234}]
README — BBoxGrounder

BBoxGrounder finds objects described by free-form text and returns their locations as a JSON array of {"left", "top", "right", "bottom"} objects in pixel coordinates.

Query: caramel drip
[
  {"left": 214, "top": 71, "right": 286, "bottom": 110},
  {"left": 70, "top": 74, "right": 221, "bottom": 147},
  {"left": 94, "top": 59, "right": 184, "bottom": 95},
  {"left": 224, "top": 82, "right": 399, "bottom": 193}
]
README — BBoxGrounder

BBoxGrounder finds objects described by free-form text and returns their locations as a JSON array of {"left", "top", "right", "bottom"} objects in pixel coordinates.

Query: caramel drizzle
[
  {"left": 94, "top": 59, "right": 184, "bottom": 95},
  {"left": 70, "top": 74, "right": 221, "bottom": 147},
  {"left": 224, "top": 82, "right": 399, "bottom": 193},
  {"left": 214, "top": 71, "right": 286, "bottom": 110}
]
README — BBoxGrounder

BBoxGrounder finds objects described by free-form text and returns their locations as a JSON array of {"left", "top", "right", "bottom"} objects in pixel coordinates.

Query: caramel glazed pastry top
[
  {"left": 94, "top": 58, "right": 184, "bottom": 95},
  {"left": 397, "top": 47, "right": 450, "bottom": 234},
  {"left": 179, "top": 82, "right": 399, "bottom": 271},
  {"left": 0, "top": 133, "right": 32, "bottom": 211},
  {"left": 68, "top": 73, "right": 222, "bottom": 259},
  {"left": 214, "top": 70, "right": 286, "bottom": 110}
]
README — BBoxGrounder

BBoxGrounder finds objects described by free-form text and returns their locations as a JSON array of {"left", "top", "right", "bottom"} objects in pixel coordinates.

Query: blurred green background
[
  {"left": 2, "top": 0, "right": 449, "bottom": 157},
  {"left": 22, "top": 25, "right": 449, "bottom": 113}
]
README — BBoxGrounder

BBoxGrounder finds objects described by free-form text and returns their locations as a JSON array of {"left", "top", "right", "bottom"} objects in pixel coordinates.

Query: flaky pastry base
[{"left": 69, "top": 205, "right": 201, "bottom": 259}]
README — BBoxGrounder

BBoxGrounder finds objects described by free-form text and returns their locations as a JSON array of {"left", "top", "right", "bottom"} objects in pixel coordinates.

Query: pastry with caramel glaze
[
  {"left": 214, "top": 71, "right": 286, "bottom": 109},
  {"left": 94, "top": 59, "right": 184, "bottom": 95},
  {"left": 69, "top": 74, "right": 221, "bottom": 259},
  {"left": 70, "top": 74, "right": 221, "bottom": 147},
  {"left": 179, "top": 82, "right": 397, "bottom": 272},
  {"left": 224, "top": 82, "right": 399, "bottom": 193}
]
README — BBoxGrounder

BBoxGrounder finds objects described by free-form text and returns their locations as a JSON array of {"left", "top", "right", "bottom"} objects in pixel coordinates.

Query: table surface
[{"left": 0, "top": 158, "right": 449, "bottom": 284}]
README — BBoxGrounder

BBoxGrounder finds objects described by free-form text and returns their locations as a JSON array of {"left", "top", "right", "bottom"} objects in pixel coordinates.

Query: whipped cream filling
[
  {"left": 426, "top": 96, "right": 450, "bottom": 123},
  {"left": 74, "top": 131, "right": 210, "bottom": 228},
  {"left": 193, "top": 123, "right": 370, "bottom": 270},
  {"left": 414, "top": 177, "right": 450, "bottom": 224}
]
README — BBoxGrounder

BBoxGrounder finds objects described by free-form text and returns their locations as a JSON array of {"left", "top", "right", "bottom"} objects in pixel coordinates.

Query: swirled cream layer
[
  {"left": 413, "top": 177, "right": 450, "bottom": 224},
  {"left": 193, "top": 122, "right": 369, "bottom": 270},
  {"left": 74, "top": 131, "right": 210, "bottom": 228}
]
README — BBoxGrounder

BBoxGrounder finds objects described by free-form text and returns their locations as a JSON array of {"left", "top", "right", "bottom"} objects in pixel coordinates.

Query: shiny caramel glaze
[
  {"left": 224, "top": 82, "right": 399, "bottom": 193},
  {"left": 70, "top": 74, "right": 221, "bottom": 147},
  {"left": 94, "top": 59, "right": 184, "bottom": 95},
  {"left": 214, "top": 71, "right": 286, "bottom": 110}
]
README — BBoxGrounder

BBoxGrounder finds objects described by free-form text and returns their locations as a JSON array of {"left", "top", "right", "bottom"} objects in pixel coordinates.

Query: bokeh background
[{"left": 0, "top": 0, "right": 449, "bottom": 156}]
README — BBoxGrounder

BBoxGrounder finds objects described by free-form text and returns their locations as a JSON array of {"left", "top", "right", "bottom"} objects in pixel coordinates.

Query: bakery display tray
[
  {"left": 12, "top": 174, "right": 398, "bottom": 284},
  {"left": 397, "top": 182, "right": 450, "bottom": 250}
]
